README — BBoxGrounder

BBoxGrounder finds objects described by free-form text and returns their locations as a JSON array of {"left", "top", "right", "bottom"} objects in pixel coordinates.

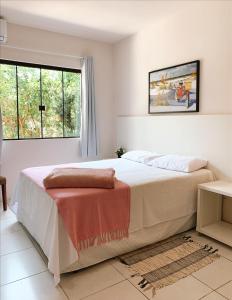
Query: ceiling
[{"left": 1, "top": 1, "right": 197, "bottom": 43}]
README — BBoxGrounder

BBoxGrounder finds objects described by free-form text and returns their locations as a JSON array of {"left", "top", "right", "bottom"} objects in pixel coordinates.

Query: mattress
[{"left": 11, "top": 158, "right": 214, "bottom": 283}]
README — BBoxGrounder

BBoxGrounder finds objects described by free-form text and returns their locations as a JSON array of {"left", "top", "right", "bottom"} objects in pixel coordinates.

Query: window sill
[{"left": 3, "top": 137, "right": 80, "bottom": 141}]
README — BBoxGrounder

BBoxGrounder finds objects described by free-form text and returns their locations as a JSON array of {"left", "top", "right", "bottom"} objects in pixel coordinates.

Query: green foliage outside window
[{"left": 0, "top": 61, "right": 81, "bottom": 140}]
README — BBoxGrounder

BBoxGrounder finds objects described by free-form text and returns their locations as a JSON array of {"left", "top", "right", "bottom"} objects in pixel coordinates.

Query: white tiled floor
[{"left": 1, "top": 208, "right": 232, "bottom": 300}]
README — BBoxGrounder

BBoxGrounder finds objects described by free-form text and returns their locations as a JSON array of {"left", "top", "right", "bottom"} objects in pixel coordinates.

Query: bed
[{"left": 11, "top": 158, "right": 214, "bottom": 283}]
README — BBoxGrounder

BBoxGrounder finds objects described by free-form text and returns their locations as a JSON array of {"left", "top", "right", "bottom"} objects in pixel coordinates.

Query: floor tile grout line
[
  {"left": 190, "top": 256, "right": 232, "bottom": 291},
  {"left": 191, "top": 273, "right": 221, "bottom": 292},
  {"left": 1, "top": 227, "right": 49, "bottom": 267},
  {"left": 193, "top": 233, "right": 232, "bottom": 263},
  {"left": 1, "top": 226, "right": 231, "bottom": 299},
  {"left": 198, "top": 290, "right": 217, "bottom": 300},
  {"left": 213, "top": 279, "right": 232, "bottom": 291},
  {"left": 1, "top": 222, "right": 64, "bottom": 298},
  {"left": 212, "top": 247, "right": 232, "bottom": 263},
  {"left": 128, "top": 274, "right": 153, "bottom": 299},
  {"left": 198, "top": 290, "right": 229, "bottom": 300},
  {"left": 211, "top": 290, "right": 229, "bottom": 300},
  {"left": 220, "top": 255, "right": 232, "bottom": 264},
  {"left": 58, "top": 284, "right": 70, "bottom": 300},
  {"left": 192, "top": 273, "right": 232, "bottom": 297},
  {"left": 126, "top": 262, "right": 214, "bottom": 300},
  {"left": 219, "top": 254, "right": 232, "bottom": 263},
  {"left": 29, "top": 242, "right": 49, "bottom": 265},
  {"left": 111, "top": 243, "right": 232, "bottom": 299},
  {"left": 113, "top": 261, "right": 214, "bottom": 300},
  {"left": 194, "top": 279, "right": 231, "bottom": 300},
  {"left": 216, "top": 290, "right": 230, "bottom": 300},
  {"left": 19, "top": 227, "right": 50, "bottom": 265},
  {"left": 109, "top": 261, "right": 150, "bottom": 298},
  {"left": 213, "top": 280, "right": 232, "bottom": 300},
  {"left": 0, "top": 246, "right": 34, "bottom": 257},
  {"left": 127, "top": 279, "right": 150, "bottom": 300},
  {"left": 110, "top": 260, "right": 130, "bottom": 279},
  {"left": 77, "top": 278, "right": 127, "bottom": 300},
  {"left": 0, "top": 269, "right": 48, "bottom": 287}
]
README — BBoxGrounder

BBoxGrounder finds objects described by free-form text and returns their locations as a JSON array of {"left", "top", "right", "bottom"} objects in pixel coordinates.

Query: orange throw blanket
[
  {"left": 22, "top": 165, "right": 130, "bottom": 252},
  {"left": 44, "top": 168, "right": 115, "bottom": 189}
]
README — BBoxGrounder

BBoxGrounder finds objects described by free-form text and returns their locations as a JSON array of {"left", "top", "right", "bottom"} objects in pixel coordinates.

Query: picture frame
[{"left": 148, "top": 60, "right": 200, "bottom": 114}]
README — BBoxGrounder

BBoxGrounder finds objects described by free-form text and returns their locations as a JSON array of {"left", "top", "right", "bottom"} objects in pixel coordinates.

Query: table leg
[{"left": 2, "top": 182, "right": 7, "bottom": 211}]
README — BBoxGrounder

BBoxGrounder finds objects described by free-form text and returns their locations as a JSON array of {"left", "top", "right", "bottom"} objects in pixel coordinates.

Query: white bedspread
[{"left": 11, "top": 158, "right": 214, "bottom": 283}]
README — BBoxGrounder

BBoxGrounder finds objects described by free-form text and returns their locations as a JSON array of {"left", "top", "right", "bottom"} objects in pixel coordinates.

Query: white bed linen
[{"left": 11, "top": 159, "right": 214, "bottom": 283}]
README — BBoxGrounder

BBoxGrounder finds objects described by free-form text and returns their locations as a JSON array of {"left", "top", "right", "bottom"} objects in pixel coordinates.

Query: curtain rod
[{"left": 1, "top": 44, "right": 84, "bottom": 59}]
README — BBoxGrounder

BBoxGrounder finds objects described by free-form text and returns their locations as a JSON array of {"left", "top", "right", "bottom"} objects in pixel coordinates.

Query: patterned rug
[{"left": 119, "top": 233, "right": 219, "bottom": 296}]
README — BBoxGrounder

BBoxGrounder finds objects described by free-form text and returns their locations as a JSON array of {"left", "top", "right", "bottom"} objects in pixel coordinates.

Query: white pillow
[
  {"left": 148, "top": 154, "right": 207, "bottom": 173},
  {"left": 121, "top": 150, "right": 161, "bottom": 164}
]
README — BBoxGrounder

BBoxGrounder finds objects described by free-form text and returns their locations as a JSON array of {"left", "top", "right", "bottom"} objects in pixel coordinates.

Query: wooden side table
[
  {"left": 0, "top": 176, "right": 7, "bottom": 211},
  {"left": 197, "top": 180, "right": 232, "bottom": 247}
]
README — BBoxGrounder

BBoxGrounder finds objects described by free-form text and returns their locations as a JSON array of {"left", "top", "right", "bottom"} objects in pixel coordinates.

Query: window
[{"left": 0, "top": 60, "right": 81, "bottom": 140}]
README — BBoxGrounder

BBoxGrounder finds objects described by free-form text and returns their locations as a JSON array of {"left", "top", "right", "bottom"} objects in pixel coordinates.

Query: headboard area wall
[
  {"left": 117, "top": 114, "right": 232, "bottom": 180},
  {"left": 114, "top": 2, "right": 232, "bottom": 182},
  {"left": 114, "top": 2, "right": 232, "bottom": 222}
]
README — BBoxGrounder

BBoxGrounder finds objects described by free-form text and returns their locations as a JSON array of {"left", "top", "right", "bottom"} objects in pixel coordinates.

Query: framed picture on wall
[{"left": 148, "top": 60, "right": 200, "bottom": 114}]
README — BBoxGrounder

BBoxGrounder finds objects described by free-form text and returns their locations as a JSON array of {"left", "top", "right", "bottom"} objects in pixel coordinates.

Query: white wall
[
  {"left": 114, "top": 1, "right": 232, "bottom": 116},
  {"left": 117, "top": 115, "right": 232, "bottom": 180},
  {"left": 114, "top": 1, "right": 232, "bottom": 179},
  {"left": 1, "top": 1, "right": 232, "bottom": 195},
  {"left": 0, "top": 23, "right": 115, "bottom": 195}
]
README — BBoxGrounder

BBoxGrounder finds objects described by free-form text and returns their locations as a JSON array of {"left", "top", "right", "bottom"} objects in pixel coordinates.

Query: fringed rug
[{"left": 119, "top": 233, "right": 220, "bottom": 296}]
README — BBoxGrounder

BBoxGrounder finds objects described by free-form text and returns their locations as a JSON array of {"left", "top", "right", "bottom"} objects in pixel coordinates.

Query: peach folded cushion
[{"left": 43, "top": 168, "right": 115, "bottom": 189}]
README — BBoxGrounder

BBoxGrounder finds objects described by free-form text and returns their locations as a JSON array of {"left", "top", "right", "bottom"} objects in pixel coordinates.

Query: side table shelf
[{"left": 196, "top": 181, "right": 232, "bottom": 247}]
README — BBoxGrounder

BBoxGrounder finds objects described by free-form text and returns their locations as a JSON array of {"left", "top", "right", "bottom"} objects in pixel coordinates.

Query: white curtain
[{"left": 80, "top": 56, "right": 98, "bottom": 158}]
